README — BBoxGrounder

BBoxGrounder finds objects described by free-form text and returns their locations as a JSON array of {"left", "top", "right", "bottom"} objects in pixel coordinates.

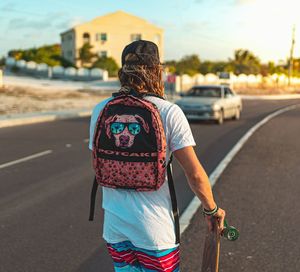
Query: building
[{"left": 60, "top": 11, "right": 164, "bottom": 68}]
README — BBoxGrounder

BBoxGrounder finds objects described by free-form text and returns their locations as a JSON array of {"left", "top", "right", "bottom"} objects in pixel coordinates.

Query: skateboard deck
[{"left": 201, "top": 218, "right": 220, "bottom": 272}]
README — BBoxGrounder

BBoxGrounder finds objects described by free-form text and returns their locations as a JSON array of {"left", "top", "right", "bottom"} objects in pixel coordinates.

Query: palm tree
[{"left": 232, "top": 49, "right": 261, "bottom": 75}]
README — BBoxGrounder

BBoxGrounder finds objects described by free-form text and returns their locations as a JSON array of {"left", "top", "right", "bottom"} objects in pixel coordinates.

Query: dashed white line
[
  {"left": 179, "top": 104, "right": 300, "bottom": 235},
  {"left": 0, "top": 150, "right": 53, "bottom": 169}
]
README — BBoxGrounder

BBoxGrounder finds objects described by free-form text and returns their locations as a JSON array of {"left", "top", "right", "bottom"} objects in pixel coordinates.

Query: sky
[{"left": 0, "top": 0, "right": 300, "bottom": 63}]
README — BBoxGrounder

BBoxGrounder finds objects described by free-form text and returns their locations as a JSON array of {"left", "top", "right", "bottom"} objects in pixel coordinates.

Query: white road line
[
  {"left": 179, "top": 104, "right": 300, "bottom": 235},
  {"left": 0, "top": 150, "right": 53, "bottom": 170}
]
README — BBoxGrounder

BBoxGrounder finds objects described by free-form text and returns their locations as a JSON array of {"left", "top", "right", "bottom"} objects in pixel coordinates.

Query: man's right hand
[{"left": 204, "top": 207, "right": 226, "bottom": 235}]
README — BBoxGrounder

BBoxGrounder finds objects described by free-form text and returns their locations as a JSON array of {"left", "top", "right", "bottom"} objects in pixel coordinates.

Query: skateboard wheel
[{"left": 222, "top": 226, "right": 239, "bottom": 241}]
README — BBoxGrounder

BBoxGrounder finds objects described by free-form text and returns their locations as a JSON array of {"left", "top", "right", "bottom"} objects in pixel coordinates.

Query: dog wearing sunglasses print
[{"left": 105, "top": 114, "right": 150, "bottom": 148}]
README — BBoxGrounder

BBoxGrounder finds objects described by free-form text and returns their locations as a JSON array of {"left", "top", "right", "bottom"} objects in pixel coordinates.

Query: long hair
[{"left": 118, "top": 62, "right": 164, "bottom": 97}]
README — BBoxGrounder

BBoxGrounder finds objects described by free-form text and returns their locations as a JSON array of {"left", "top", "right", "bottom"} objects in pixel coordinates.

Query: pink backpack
[
  {"left": 92, "top": 91, "right": 167, "bottom": 191},
  {"left": 89, "top": 89, "right": 180, "bottom": 243}
]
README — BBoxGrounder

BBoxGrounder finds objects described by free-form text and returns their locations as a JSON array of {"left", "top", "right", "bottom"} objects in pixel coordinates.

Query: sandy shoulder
[{"left": 0, "top": 85, "right": 110, "bottom": 115}]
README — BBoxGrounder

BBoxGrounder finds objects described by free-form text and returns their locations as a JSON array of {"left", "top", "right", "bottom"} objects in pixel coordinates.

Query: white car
[{"left": 175, "top": 85, "right": 242, "bottom": 124}]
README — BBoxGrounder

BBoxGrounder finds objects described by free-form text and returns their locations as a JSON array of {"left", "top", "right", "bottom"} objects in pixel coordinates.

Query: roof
[{"left": 61, "top": 10, "right": 163, "bottom": 35}]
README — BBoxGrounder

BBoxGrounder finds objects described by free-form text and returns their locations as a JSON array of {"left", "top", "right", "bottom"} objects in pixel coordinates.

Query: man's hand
[{"left": 204, "top": 207, "right": 226, "bottom": 235}]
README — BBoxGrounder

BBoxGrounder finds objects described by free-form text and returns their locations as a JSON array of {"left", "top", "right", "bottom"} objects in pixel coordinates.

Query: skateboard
[
  {"left": 201, "top": 219, "right": 239, "bottom": 272},
  {"left": 201, "top": 217, "right": 220, "bottom": 272}
]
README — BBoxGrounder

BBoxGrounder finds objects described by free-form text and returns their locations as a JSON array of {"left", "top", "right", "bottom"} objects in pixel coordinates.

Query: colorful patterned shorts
[{"left": 107, "top": 241, "right": 180, "bottom": 272}]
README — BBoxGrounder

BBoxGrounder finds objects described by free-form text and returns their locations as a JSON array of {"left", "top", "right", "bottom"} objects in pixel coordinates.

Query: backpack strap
[
  {"left": 89, "top": 156, "right": 180, "bottom": 244},
  {"left": 167, "top": 154, "right": 180, "bottom": 244},
  {"left": 88, "top": 176, "right": 98, "bottom": 221}
]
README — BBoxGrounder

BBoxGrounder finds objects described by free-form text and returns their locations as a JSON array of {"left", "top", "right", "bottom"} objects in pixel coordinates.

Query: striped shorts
[{"left": 107, "top": 241, "right": 180, "bottom": 272}]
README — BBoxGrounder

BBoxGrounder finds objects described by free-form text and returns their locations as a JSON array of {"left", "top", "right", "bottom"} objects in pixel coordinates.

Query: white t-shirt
[{"left": 89, "top": 95, "right": 196, "bottom": 250}]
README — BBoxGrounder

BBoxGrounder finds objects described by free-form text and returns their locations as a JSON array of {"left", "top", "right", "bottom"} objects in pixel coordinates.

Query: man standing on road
[{"left": 89, "top": 40, "right": 225, "bottom": 271}]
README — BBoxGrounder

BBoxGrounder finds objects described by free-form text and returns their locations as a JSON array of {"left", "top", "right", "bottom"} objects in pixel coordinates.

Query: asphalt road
[
  {"left": 180, "top": 105, "right": 300, "bottom": 272},
  {"left": 1, "top": 98, "right": 300, "bottom": 272}
]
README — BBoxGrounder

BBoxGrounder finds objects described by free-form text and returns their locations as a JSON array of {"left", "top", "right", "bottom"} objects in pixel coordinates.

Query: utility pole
[{"left": 288, "top": 25, "right": 296, "bottom": 86}]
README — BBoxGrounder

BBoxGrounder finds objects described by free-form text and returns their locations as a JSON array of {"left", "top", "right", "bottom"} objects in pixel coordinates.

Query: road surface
[
  {"left": 181, "top": 105, "right": 300, "bottom": 272},
  {"left": 0, "top": 98, "right": 299, "bottom": 271}
]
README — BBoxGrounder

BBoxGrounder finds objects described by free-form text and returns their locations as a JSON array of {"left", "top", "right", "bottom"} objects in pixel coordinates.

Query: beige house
[{"left": 60, "top": 11, "right": 164, "bottom": 67}]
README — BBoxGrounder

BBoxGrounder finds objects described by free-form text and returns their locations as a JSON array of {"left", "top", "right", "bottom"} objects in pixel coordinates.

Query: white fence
[
  {"left": 5, "top": 57, "right": 108, "bottom": 81},
  {"left": 6, "top": 57, "right": 300, "bottom": 89},
  {"left": 165, "top": 72, "right": 300, "bottom": 92}
]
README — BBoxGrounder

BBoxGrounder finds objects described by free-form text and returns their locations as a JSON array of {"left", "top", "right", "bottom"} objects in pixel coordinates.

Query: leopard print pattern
[{"left": 95, "top": 158, "right": 161, "bottom": 191}]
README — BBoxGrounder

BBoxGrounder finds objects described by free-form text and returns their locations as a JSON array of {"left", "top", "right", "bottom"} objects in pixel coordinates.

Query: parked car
[{"left": 175, "top": 85, "right": 242, "bottom": 124}]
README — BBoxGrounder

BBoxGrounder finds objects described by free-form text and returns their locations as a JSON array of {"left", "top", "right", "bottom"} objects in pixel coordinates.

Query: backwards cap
[{"left": 121, "top": 40, "right": 161, "bottom": 67}]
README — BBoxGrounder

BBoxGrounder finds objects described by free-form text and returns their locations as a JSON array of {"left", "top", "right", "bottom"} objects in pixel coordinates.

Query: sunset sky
[{"left": 0, "top": 0, "right": 299, "bottom": 63}]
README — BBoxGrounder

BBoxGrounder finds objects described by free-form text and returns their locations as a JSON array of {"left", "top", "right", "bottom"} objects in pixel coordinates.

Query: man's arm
[{"left": 173, "top": 146, "right": 226, "bottom": 232}]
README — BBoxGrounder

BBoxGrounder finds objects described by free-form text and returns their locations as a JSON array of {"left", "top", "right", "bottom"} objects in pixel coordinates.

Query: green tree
[
  {"left": 199, "top": 61, "right": 233, "bottom": 74},
  {"left": 199, "top": 61, "right": 213, "bottom": 74},
  {"left": 211, "top": 61, "right": 233, "bottom": 73},
  {"left": 291, "top": 58, "right": 300, "bottom": 76},
  {"left": 0, "top": 57, "right": 5, "bottom": 67},
  {"left": 175, "top": 54, "right": 201, "bottom": 76},
  {"left": 78, "top": 43, "right": 95, "bottom": 67},
  {"left": 164, "top": 60, "right": 177, "bottom": 74},
  {"left": 267, "top": 61, "right": 276, "bottom": 75},
  {"left": 8, "top": 44, "right": 73, "bottom": 67},
  {"left": 231, "top": 49, "right": 261, "bottom": 75},
  {"left": 93, "top": 56, "right": 119, "bottom": 77}
]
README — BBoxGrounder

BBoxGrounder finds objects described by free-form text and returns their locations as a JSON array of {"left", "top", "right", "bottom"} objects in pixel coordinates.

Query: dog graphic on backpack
[{"left": 105, "top": 114, "right": 150, "bottom": 148}]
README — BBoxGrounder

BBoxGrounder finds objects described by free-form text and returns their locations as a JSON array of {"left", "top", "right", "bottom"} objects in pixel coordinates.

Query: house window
[
  {"left": 96, "top": 33, "right": 107, "bottom": 42},
  {"left": 131, "top": 34, "right": 142, "bottom": 41},
  {"left": 98, "top": 51, "right": 107, "bottom": 58},
  {"left": 83, "top": 32, "right": 90, "bottom": 44}
]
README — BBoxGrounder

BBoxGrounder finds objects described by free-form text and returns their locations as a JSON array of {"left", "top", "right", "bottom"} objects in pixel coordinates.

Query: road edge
[
  {"left": 0, "top": 109, "right": 92, "bottom": 129},
  {"left": 179, "top": 103, "right": 300, "bottom": 234},
  {"left": 1, "top": 95, "right": 300, "bottom": 129}
]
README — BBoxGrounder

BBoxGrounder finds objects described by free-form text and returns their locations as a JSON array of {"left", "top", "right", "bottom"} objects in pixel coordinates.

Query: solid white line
[
  {"left": 0, "top": 150, "right": 53, "bottom": 169},
  {"left": 179, "top": 104, "right": 300, "bottom": 234}
]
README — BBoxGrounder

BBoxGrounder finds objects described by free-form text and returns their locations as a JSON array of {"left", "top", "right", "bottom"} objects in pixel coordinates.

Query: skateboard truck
[{"left": 221, "top": 219, "right": 239, "bottom": 241}]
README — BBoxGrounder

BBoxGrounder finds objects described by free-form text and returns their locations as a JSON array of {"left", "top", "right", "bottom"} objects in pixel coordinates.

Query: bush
[
  {"left": 93, "top": 57, "right": 119, "bottom": 77},
  {"left": 0, "top": 57, "right": 5, "bottom": 67},
  {"left": 8, "top": 44, "right": 75, "bottom": 67}
]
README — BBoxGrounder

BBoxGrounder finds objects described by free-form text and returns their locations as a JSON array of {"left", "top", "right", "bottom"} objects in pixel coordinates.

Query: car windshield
[{"left": 186, "top": 87, "right": 222, "bottom": 98}]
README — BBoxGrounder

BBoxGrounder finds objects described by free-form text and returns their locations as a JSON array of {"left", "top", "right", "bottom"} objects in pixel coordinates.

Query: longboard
[{"left": 201, "top": 217, "right": 220, "bottom": 272}]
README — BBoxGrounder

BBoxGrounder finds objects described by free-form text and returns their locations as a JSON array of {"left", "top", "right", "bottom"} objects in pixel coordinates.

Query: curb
[{"left": 0, "top": 109, "right": 92, "bottom": 129}]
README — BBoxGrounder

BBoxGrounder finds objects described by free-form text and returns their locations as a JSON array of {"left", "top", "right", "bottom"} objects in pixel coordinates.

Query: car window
[
  {"left": 224, "top": 88, "right": 234, "bottom": 97},
  {"left": 186, "top": 87, "right": 222, "bottom": 98}
]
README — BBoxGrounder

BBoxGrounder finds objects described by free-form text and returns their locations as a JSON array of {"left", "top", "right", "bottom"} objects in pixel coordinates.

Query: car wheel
[
  {"left": 233, "top": 107, "right": 241, "bottom": 120},
  {"left": 216, "top": 110, "right": 224, "bottom": 125}
]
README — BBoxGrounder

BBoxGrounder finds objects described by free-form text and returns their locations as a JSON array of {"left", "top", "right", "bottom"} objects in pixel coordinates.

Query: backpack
[{"left": 88, "top": 89, "right": 180, "bottom": 243}]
